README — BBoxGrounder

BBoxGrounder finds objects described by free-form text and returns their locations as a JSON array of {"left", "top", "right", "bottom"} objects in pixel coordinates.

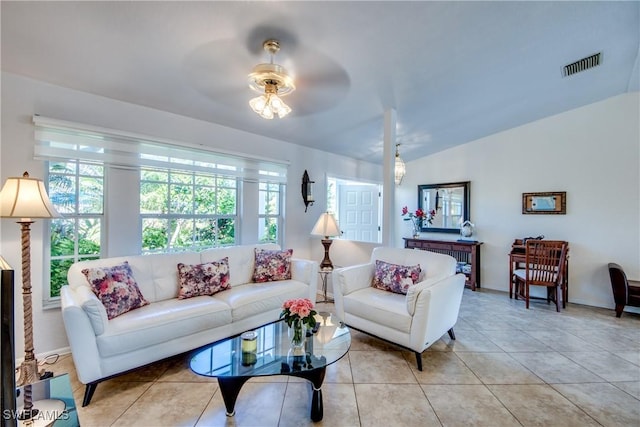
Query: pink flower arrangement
[{"left": 280, "top": 298, "right": 317, "bottom": 329}]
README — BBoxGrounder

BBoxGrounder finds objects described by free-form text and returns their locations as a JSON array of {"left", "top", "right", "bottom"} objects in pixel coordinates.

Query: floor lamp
[
  {"left": 311, "top": 212, "right": 341, "bottom": 271},
  {"left": 0, "top": 172, "right": 64, "bottom": 425}
]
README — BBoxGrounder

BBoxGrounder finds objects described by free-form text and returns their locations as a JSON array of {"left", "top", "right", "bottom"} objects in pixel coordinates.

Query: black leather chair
[{"left": 608, "top": 263, "right": 640, "bottom": 318}]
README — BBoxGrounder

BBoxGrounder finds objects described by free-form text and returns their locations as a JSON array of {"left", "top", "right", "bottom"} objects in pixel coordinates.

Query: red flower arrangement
[{"left": 402, "top": 206, "right": 436, "bottom": 227}]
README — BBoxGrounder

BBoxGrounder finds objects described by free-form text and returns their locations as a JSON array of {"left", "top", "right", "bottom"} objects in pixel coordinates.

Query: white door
[{"left": 338, "top": 184, "right": 380, "bottom": 242}]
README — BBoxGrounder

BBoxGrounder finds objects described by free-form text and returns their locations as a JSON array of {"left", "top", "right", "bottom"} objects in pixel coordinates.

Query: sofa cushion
[
  {"left": 177, "top": 258, "right": 230, "bottom": 299},
  {"left": 213, "top": 280, "right": 308, "bottom": 321},
  {"left": 343, "top": 287, "right": 412, "bottom": 333},
  {"left": 82, "top": 261, "right": 149, "bottom": 320},
  {"left": 96, "top": 296, "right": 232, "bottom": 357},
  {"left": 372, "top": 260, "right": 421, "bottom": 295},
  {"left": 252, "top": 248, "right": 293, "bottom": 282},
  {"left": 201, "top": 243, "right": 280, "bottom": 286}
]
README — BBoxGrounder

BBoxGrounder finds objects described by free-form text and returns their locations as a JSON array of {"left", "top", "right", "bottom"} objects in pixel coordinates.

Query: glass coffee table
[{"left": 190, "top": 313, "right": 350, "bottom": 422}]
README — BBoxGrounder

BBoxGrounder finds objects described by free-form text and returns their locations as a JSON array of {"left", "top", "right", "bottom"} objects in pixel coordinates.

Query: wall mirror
[{"left": 418, "top": 181, "right": 470, "bottom": 233}]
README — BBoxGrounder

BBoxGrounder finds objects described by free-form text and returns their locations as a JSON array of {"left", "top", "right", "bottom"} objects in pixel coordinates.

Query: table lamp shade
[
  {"left": 311, "top": 213, "right": 340, "bottom": 238},
  {"left": 0, "top": 172, "right": 60, "bottom": 219}
]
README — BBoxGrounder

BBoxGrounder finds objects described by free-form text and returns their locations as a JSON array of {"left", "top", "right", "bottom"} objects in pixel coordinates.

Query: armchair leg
[
  {"left": 414, "top": 352, "right": 423, "bottom": 371},
  {"left": 447, "top": 328, "right": 456, "bottom": 340},
  {"left": 615, "top": 304, "right": 625, "bottom": 318}
]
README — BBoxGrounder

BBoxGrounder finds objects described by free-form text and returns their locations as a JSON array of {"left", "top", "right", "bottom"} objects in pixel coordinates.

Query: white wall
[
  {"left": 395, "top": 92, "right": 640, "bottom": 310},
  {"left": 0, "top": 72, "right": 381, "bottom": 356}
]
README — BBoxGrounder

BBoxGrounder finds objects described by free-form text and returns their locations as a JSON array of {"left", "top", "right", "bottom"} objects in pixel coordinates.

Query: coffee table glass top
[{"left": 190, "top": 313, "right": 350, "bottom": 378}]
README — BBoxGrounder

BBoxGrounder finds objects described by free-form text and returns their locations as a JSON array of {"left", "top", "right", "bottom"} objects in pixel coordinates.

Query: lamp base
[{"left": 319, "top": 239, "right": 333, "bottom": 270}]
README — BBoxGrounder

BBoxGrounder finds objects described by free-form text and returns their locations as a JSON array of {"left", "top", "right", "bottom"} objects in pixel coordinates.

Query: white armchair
[{"left": 332, "top": 247, "right": 465, "bottom": 370}]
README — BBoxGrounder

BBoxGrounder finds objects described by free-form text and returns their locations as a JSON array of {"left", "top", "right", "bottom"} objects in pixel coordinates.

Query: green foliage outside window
[{"left": 140, "top": 168, "right": 237, "bottom": 253}]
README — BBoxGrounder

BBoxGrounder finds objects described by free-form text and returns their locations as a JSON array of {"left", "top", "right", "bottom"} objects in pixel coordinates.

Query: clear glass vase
[
  {"left": 412, "top": 221, "right": 421, "bottom": 238},
  {"left": 288, "top": 318, "right": 307, "bottom": 353}
]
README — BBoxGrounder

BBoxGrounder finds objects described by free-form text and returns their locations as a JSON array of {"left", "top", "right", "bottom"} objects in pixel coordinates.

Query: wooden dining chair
[{"left": 513, "top": 240, "right": 568, "bottom": 311}]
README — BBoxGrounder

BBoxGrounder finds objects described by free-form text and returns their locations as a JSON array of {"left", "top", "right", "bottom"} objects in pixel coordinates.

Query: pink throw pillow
[{"left": 372, "top": 260, "right": 422, "bottom": 295}]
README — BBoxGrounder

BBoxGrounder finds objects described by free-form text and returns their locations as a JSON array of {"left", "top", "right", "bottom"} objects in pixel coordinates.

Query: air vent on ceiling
[{"left": 563, "top": 53, "right": 601, "bottom": 77}]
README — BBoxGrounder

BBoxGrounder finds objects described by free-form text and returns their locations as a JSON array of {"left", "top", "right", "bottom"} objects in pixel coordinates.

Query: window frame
[
  {"left": 139, "top": 166, "right": 239, "bottom": 254},
  {"left": 258, "top": 181, "right": 284, "bottom": 245},
  {"left": 44, "top": 160, "right": 105, "bottom": 307}
]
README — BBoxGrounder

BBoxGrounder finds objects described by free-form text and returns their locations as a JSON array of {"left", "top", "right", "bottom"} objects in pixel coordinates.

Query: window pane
[
  {"left": 141, "top": 169, "right": 168, "bottom": 182},
  {"left": 50, "top": 259, "right": 74, "bottom": 298},
  {"left": 194, "top": 219, "right": 217, "bottom": 248},
  {"left": 216, "top": 188, "right": 236, "bottom": 215},
  {"left": 258, "top": 217, "right": 278, "bottom": 243},
  {"left": 171, "top": 218, "right": 194, "bottom": 250},
  {"left": 78, "top": 176, "right": 103, "bottom": 214},
  {"left": 169, "top": 184, "right": 194, "bottom": 214},
  {"left": 49, "top": 174, "right": 76, "bottom": 214},
  {"left": 194, "top": 186, "right": 216, "bottom": 214},
  {"left": 170, "top": 172, "right": 192, "bottom": 184},
  {"left": 218, "top": 218, "right": 235, "bottom": 244},
  {"left": 79, "top": 163, "right": 103, "bottom": 176},
  {"left": 142, "top": 218, "right": 169, "bottom": 252},
  {"left": 195, "top": 175, "right": 215, "bottom": 186},
  {"left": 217, "top": 177, "right": 236, "bottom": 188},
  {"left": 140, "top": 182, "right": 168, "bottom": 213},
  {"left": 50, "top": 219, "right": 76, "bottom": 257},
  {"left": 78, "top": 218, "right": 101, "bottom": 255},
  {"left": 49, "top": 162, "right": 76, "bottom": 174}
]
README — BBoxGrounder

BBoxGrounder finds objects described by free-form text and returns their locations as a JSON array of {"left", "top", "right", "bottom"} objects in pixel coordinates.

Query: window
[
  {"left": 140, "top": 167, "right": 237, "bottom": 253},
  {"left": 34, "top": 115, "right": 288, "bottom": 304},
  {"left": 327, "top": 176, "right": 381, "bottom": 243},
  {"left": 47, "top": 161, "right": 104, "bottom": 300},
  {"left": 258, "top": 182, "right": 283, "bottom": 243}
]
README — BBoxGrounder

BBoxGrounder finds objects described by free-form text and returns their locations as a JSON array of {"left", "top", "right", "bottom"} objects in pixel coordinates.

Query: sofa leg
[
  {"left": 414, "top": 352, "right": 423, "bottom": 371},
  {"left": 83, "top": 383, "right": 98, "bottom": 407},
  {"left": 615, "top": 304, "right": 625, "bottom": 318},
  {"left": 447, "top": 328, "right": 456, "bottom": 340}
]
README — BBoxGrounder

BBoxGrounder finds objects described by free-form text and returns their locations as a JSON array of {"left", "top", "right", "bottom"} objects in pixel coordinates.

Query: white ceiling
[{"left": 2, "top": 1, "right": 638, "bottom": 163}]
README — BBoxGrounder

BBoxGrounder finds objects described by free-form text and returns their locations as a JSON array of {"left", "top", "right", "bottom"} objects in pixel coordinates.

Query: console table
[{"left": 403, "top": 238, "right": 482, "bottom": 291}]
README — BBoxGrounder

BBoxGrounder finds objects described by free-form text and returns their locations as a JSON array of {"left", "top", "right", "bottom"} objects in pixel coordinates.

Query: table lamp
[
  {"left": 0, "top": 172, "right": 64, "bottom": 424},
  {"left": 311, "top": 212, "right": 340, "bottom": 270}
]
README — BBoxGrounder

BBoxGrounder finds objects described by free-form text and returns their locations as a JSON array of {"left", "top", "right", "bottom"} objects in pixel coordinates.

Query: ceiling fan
[
  {"left": 183, "top": 29, "right": 351, "bottom": 118},
  {"left": 248, "top": 39, "right": 295, "bottom": 119}
]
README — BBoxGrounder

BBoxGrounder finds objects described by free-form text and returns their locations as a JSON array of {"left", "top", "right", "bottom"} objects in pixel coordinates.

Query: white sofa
[
  {"left": 60, "top": 243, "right": 317, "bottom": 406},
  {"left": 332, "top": 247, "right": 465, "bottom": 370}
]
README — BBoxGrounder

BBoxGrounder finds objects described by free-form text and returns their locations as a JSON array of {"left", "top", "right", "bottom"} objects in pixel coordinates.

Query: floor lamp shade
[
  {"left": 311, "top": 213, "right": 340, "bottom": 270},
  {"left": 0, "top": 172, "right": 62, "bottom": 422}
]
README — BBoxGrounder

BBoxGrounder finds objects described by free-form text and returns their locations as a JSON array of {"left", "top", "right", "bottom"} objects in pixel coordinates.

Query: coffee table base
[{"left": 218, "top": 367, "right": 326, "bottom": 421}]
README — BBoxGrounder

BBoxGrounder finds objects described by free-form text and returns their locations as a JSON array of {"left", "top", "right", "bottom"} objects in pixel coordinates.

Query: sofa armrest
[
  {"left": 60, "top": 286, "right": 104, "bottom": 384},
  {"left": 409, "top": 273, "right": 465, "bottom": 351},
  {"left": 333, "top": 263, "right": 374, "bottom": 296},
  {"left": 332, "top": 263, "right": 374, "bottom": 323},
  {"left": 405, "top": 275, "right": 453, "bottom": 315},
  {"left": 291, "top": 258, "right": 319, "bottom": 301}
]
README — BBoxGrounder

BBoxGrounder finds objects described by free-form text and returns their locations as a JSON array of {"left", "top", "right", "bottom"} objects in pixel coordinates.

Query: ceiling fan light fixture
[
  {"left": 249, "top": 83, "right": 291, "bottom": 119},
  {"left": 248, "top": 39, "right": 295, "bottom": 119}
]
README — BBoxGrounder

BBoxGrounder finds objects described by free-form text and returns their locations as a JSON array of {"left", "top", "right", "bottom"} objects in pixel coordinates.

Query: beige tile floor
[{"left": 47, "top": 289, "right": 639, "bottom": 427}]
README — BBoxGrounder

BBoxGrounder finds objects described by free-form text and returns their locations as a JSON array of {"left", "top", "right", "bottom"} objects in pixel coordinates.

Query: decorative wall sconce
[{"left": 302, "top": 170, "right": 314, "bottom": 212}]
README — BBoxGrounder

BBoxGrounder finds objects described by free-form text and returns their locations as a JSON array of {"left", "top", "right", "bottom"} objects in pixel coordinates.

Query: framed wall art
[{"left": 522, "top": 191, "right": 566, "bottom": 214}]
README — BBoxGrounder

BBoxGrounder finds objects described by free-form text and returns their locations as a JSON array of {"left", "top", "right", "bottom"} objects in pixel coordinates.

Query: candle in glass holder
[
  {"left": 241, "top": 331, "right": 257, "bottom": 353},
  {"left": 241, "top": 331, "right": 258, "bottom": 366}
]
